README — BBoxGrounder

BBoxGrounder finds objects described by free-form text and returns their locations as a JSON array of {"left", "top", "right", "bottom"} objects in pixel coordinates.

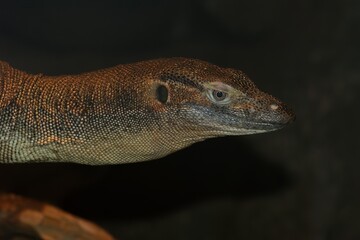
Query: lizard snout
[
  {"left": 266, "top": 101, "right": 295, "bottom": 126},
  {"left": 251, "top": 95, "right": 295, "bottom": 131}
]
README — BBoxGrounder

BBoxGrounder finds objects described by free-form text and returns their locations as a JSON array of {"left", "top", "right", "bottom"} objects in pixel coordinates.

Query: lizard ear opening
[{"left": 155, "top": 84, "right": 169, "bottom": 104}]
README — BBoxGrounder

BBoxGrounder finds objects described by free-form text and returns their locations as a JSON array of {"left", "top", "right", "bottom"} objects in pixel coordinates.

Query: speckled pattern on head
[{"left": 0, "top": 58, "right": 294, "bottom": 165}]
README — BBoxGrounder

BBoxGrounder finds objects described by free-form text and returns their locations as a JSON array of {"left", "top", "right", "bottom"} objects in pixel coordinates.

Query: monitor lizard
[{"left": 0, "top": 58, "right": 295, "bottom": 165}]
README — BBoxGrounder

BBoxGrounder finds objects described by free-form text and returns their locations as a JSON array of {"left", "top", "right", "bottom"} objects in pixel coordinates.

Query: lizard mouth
[
  {"left": 202, "top": 120, "right": 292, "bottom": 136},
  {"left": 181, "top": 103, "right": 295, "bottom": 136},
  {"left": 240, "top": 117, "right": 295, "bottom": 131}
]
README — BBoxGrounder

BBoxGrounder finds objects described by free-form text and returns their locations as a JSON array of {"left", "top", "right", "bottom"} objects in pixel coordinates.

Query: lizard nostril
[{"left": 270, "top": 104, "right": 279, "bottom": 110}]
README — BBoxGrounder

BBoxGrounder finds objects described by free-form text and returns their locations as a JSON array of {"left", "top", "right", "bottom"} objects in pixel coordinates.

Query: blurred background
[{"left": 0, "top": 0, "right": 359, "bottom": 239}]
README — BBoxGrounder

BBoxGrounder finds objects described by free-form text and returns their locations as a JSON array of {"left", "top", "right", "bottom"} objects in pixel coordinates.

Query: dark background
[{"left": 0, "top": 0, "right": 359, "bottom": 239}]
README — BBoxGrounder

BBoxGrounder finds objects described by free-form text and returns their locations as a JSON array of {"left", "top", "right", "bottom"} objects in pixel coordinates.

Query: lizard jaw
[{"left": 180, "top": 102, "right": 295, "bottom": 137}]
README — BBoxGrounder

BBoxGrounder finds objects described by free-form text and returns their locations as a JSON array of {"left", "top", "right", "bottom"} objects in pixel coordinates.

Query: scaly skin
[{"left": 0, "top": 58, "right": 294, "bottom": 164}]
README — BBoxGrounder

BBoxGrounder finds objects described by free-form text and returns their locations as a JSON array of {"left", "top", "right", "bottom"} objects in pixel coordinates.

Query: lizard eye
[
  {"left": 207, "top": 89, "right": 231, "bottom": 105},
  {"left": 212, "top": 90, "right": 227, "bottom": 101}
]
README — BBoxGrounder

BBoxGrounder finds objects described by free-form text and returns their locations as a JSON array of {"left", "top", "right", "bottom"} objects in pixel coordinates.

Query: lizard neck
[{"left": 0, "top": 61, "right": 35, "bottom": 108}]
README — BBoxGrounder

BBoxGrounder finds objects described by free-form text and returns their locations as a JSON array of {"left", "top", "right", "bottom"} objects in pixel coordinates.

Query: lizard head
[{"left": 147, "top": 58, "right": 295, "bottom": 139}]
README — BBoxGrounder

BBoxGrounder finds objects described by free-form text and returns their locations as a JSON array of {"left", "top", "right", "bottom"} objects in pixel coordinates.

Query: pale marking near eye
[{"left": 203, "top": 82, "right": 234, "bottom": 93}]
